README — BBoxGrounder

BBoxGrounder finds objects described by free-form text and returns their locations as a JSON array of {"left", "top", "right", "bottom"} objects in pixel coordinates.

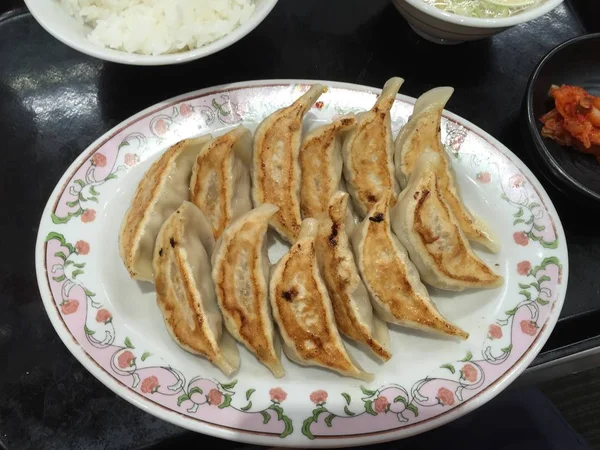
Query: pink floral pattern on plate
[{"left": 37, "top": 82, "right": 567, "bottom": 446}]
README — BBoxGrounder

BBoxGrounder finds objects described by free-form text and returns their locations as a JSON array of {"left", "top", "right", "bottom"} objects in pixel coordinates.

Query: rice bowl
[{"left": 24, "top": 0, "right": 278, "bottom": 65}]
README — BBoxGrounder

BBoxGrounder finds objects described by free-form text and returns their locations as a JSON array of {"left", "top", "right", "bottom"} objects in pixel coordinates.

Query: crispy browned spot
[{"left": 369, "top": 212, "right": 384, "bottom": 223}]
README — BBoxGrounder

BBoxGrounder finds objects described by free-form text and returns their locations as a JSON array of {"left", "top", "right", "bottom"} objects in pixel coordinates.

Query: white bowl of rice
[
  {"left": 24, "top": 0, "right": 278, "bottom": 65},
  {"left": 392, "top": 0, "right": 563, "bottom": 44}
]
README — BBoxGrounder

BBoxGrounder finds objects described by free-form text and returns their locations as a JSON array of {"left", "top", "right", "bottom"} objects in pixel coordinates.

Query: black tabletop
[{"left": 1, "top": 1, "right": 599, "bottom": 449}]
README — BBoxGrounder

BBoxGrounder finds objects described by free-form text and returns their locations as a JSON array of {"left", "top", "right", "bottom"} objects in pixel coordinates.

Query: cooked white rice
[{"left": 60, "top": 0, "right": 256, "bottom": 55}]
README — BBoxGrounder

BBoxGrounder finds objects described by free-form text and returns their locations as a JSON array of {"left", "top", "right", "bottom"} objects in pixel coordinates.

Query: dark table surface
[{"left": 1, "top": 0, "right": 599, "bottom": 449}]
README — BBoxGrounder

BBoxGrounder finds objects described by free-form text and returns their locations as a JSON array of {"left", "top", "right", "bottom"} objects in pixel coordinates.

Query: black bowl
[{"left": 523, "top": 33, "right": 600, "bottom": 203}]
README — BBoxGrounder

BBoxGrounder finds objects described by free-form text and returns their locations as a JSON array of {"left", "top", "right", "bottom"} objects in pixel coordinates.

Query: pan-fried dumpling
[
  {"left": 351, "top": 190, "right": 468, "bottom": 340},
  {"left": 153, "top": 201, "right": 239, "bottom": 376},
  {"left": 394, "top": 87, "right": 499, "bottom": 253},
  {"left": 391, "top": 152, "right": 503, "bottom": 291},
  {"left": 212, "top": 203, "right": 285, "bottom": 378},
  {"left": 341, "top": 77, "right": 403, "bottom": 217},
  {"left": 190, "top": 125, "right": 253, "bottom": 240},
  {"left": 300, "top": 115, "right": 357, "bottom": 219},
  {"left": 315, "top": 191, "right": 391, "bottom": 361},
  {"left": 120, "top": 135, "right": 212, "bottom": 282},
  {"left": 269, "top": 218, "right": 373, "bottom": 381},
  {"left": 252, "top": 84, "right": 325, "bottom": 242}
]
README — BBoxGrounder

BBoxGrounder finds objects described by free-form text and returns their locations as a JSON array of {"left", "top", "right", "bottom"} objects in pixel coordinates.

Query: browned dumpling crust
[
  {"left": 252, "top": 84, "right": 325, "bottom": 242},
  {"left": 153, "top": 201, "right": 239, "bottom": 376},
  {"left": 315, "top": 192, "right": 391, "bottom": 361},
  {"left": 352, "top": 191, "right": 469, "bottom": 340},
  {"left": 212, "top": 204, "right": 285, "bottom": 378},
  {"left": 342, "top": 77, "right": 403, "bottom": 217},
  {"left": 269, "top": 218, "right": 373, "bottom": 381},
  {"left": 391, "top": 152, "right": 503, "bottom": 291},
  {"left": 394, "top": 87, "right": 499, "bottom": 253}
]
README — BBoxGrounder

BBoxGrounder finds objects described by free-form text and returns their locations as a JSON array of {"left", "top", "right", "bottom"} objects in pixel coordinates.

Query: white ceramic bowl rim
[
  {"left": 401, "top": 0, "right": 564, "bottom": 28},
  {"left": 23, "top": 0, "right": 278, "bottom": 66}
]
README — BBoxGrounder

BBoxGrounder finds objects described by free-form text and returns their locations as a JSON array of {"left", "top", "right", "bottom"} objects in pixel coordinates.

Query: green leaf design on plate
[
  {"left": 188, "top": 386, "right": 202, "bottom": 396},
  {"left": 106, "top": 173, "right": 118, "bottom": 181},
  {"left": 141, "top": 352, "right": 151, "bottom": 361},
  {"left": 407, "top": 404, "right": 419, "bottom": 417},
  {"left": 64, "top": 260, "right": 73, "bottom": 267},
  {"left": 513, "top": 207, "right": 524, "bottom": 218},
  {"left": 341, "top": 392, "right": 351, "bottom": 405},
  {"left": 84, "top": 324, "right": 95, "bottom": 335},
  {"left": 177, "top": 394, "right": 189, "bottom": 406},
  {"left": 220, "top": 380, "right": 237, "bottom": 391},
  {"left": 88, "top": 196, "right": 99, "bottom": 203},
  {"left": 529, "top": 202, "right": 540, "bottom": 209},
  {"left": 261, "top": 410, "right": 271, "bottom": 424},
  {"left": 364, "top": 400, "right": 377, "bottom": 416},
  {"left": 118, "top": 140, "right": 130, "bottom": 149},
  {"left": 74, "top": 179, "right": 86, "bottom": 188},
  {"left": 241, "top": 401, "right": 252, "bottom": 411},
  {"left": 530, "top": 282, "right": 540, "bottom": 290},
  {"left": 218, "top": 394, "right": 232, "bottom": 409},
  {"left": 324, "top": 414, "right": 335, "bottom": 427},
  {"left": 519, "top": 290, "right": 531, "bottom": 300},
  {"left": 513, "top": 218, "right": 525, "bottom": 225},
  {"left": 518, "top": 283, "right": 530, "bottom": 289},
  {"left": 84, "top": 288, "right": 96, "bottom": 297},
  {"left": 440, "top": 363, "right": 455, "bottom": 374},
  {"left": 537, "top": 298, "right": 550, "bottom": 306},
  {"left": 52, "top": 274, "right": 66, "bottom": 282},
  {"left": 505, "top": 307, "right": 518, "bottom": 316},
  {"left": 73, "top": 263, "right": 86, "bottom": 268},
  {"left": 533, "top": 223, "right": 546, "bottom": 231},
  {"left": 66, "top": 200, "right": 79, "bottom": 208},
  {"left": 501, "top": 344, "right": 513, "bottom": 353},
  {"left": 54, "top": 251, "right": 67, "bottom": 261},
  {"left": 51, "top": 212, "right": 71, "bottom": 224},
  {"left": 360, "top": 386, "right": 377, "bottom": 397},
  {"left": 269, "top": 404, "right": 294, "bottom": 438},
  {"left": 461, "top": 351, "right": 473, "bottom": 362},
  {"left": 343, "top": 406, "right": 355, "bottom": 416},
  {"left": 72, "top": 269, "right": 84, "bottom": 279},
  {"left": 90, "top": 186, "right": 100, "bottom": 196},
  {"left": 394, "top": 395, "right": 407, "bottom": 406},
  {"left": 538, "top": 275, "right": 551, "bottom": 283},
  {"left": 124, "top": 337, "right": 135, "bottom": 349},
  {"left": 245, "top": 388, "right": 255, "bottom": 400},
  {"left": 46, "top": 231, "right": 67, "bottom": 245}
]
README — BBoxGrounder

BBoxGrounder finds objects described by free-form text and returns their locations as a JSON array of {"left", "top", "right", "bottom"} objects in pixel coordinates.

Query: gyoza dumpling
[
  {"left": 394, "top": 87, "right": 498, "bottom": 253},
  {"left": 269, "top": 218, "right": 373, "bottom": 381},
  {"left": 190, "top": 125, "right": 253, "bottom": 240},
  {"left": 391, "top": 152, "right": 503, "bottom": 291},
  {"left": 316, "top": 192, "right": 391, "bottom": 361},
  {"left": 300, "top": 115, "right": 357, "bottom": 219},
  {"left": 153, "top": 201, "right": 239, "bottom": 376},
  {"left": 341, "top": 77, "right": 403, "bottom": 217},
  {"left": 212, "top": 203, "right": 285, "bottom": 378},
  {"left": 120, "top": 135, "right": 212, "bottom": 282},
  {"left": 351, "top": 190, "right": 468, "bottom": 340},
  {"left": 252, "top": 84, "right": 325, "bottom": 242}
]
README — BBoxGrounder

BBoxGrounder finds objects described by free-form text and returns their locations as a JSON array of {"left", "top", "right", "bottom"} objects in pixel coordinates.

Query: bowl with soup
[{"left": 392, "top": 0, "right": 564, "bottom": 44}]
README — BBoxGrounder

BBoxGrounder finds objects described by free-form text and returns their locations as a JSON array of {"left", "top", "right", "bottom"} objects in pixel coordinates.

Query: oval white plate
[{"left": 35, "top": 80, "right": 568, "bottom": 448}]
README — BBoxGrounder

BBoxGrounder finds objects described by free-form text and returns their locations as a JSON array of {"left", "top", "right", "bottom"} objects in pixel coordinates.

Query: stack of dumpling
[{"left": 118, "top": 78, "right": 503, "bottom": 380}]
